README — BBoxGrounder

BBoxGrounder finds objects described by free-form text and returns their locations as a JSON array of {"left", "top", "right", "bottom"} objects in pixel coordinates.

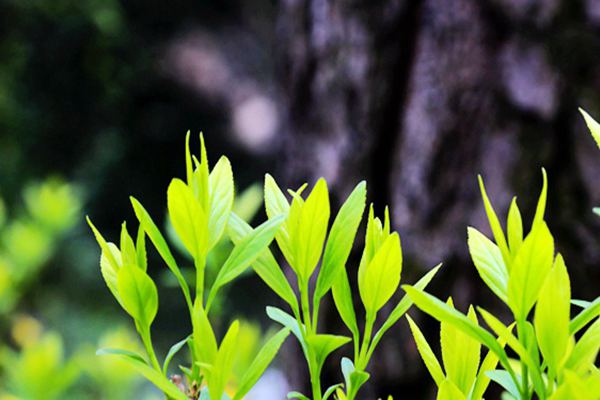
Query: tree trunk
[{"left": 275, "top": 0, "right": 600, "bottom": 397}]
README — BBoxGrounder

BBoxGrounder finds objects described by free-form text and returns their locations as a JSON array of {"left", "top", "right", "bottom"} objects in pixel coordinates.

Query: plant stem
[
  {"left": 195, "top": 255, "right": 206, "bottom": 305},
  {"left": 357, "top": 312, "right": 375, "bottom": 370},
  {"left": 516, "top": 319, "right": 529, "bottom": 399},
  {"left": 140, "top": 326, "right": 162, "bottom": 372}
]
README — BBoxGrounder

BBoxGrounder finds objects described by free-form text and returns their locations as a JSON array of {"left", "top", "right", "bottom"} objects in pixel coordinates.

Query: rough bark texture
[{"left": 275, "top": 0, "right": 600, "bottom": 397}]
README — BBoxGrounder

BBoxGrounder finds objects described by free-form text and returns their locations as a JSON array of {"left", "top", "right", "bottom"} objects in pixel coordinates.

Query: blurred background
[{"left": 0, "top": 0, "right": 599, "bottom": 398}]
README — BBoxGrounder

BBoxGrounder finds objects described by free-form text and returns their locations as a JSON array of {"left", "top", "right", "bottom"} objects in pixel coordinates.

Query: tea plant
[
  {"left": 404, "top": 166, "right": 600, "bottom": 399},
  {"left": 406, "top": 299, "right": 507, "bottom": 399},
  {"left": 88, "top": 133, "right": 290, "bottom": 399},
  {"left": 259, "top": 176, "right": 441, "bottom": 400}
]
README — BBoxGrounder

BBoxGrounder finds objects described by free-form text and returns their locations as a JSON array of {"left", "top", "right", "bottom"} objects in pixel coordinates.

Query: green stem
[
  {"left": 300, "top": 278, "right": 313, "bottom": 334},
  {"left": 195, "top": 255, "right": 206, "bottom": 305},
  {"left": 356, "top": 312, "right": 375, "bottom": 370},
  {"left": 140, "top": 325, "right": 162, "bottom": 373},
  {"left": 516, "top": 319, "right": 529, "bottom": 399}
]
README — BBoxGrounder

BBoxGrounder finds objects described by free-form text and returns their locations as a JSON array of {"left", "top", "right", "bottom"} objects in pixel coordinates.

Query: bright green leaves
[
  {"left": 89, "top": 133, "right": 289, "bottom": 398},
  {"left": 580, "top": 108, "right": 600, "bottom": 149},
  {"left": 207, "top": 214, "right": 286, "bottom": 309},
  {"left": 534, "top": 254, "right": 571, "bottom": 376},
  {"left": 440, "top": 302, "right": 480, "bottom": 395},
  {"left": 314, "top": 181, "right": 366, "bottom": 302},
  {"left": 467, "top": 227, "right": 508, "bottom": 304},
  {"left": 208, "top": 156, "right": 234, "bottom": 249},
  {"left": 507, "top": 221, "right": 554, "bottom": 321},
  {"left": 406, "top": 315, "right": 445, "bottom": 386},
  {"left": 358, "top": 232, "right": 402, "bottom": 316},
  {"left": 167, "top": 178, "right": 209, "bottom": 261},
  {"left": 292, "top": 178, "right": 331, "bottom": 281},
  {"left": 117, "top": 264, "right": 158, "bottom": 328}
]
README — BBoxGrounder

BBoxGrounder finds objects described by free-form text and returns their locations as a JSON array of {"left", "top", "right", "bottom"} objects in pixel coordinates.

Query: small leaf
[
  {"left": 369, "top": 264, "right": 442, "bottom": 354},
  {"left": 467, "top": 227, "right": 508, "bottom": 304},
  {"left": 477, "top": 176, "right": 511, "bottom": 270},
  {"left": 306, "top": 333, "right": 351, "bottom": 373},
  {"left": 208, "top": 156, "right": 234, "bottom": 249},
  {"left": 293, "top": 178, "right": 330, "bottom": 280},
  {"left": 323, "top": 383, "right": 344, "bottom": 400},
  {"left": 192, "top": 301, "right": 217, "bottom": 365},
  {"left": 233, "top": 327, "right": 291, "bottom": 400},
  {"left": 167, "top": 178, "right": 208, "bottom": 261},
  {"left": 358, "top": 233, "right": 402, "bottom": 316},
  {"left": 534, "top": 254, "right": 571, "bottom": 375},
  {"left": 507, "top": 221, "right": 554, "bottom": 322},
  {"left": 208, "top": 214, "right": 286, "bottom": 309},
  {"left": 315, "top": 181, "right": 366, "bottom": 301},
  {"left": 569, "top": 296, "right": 600, "bottom": 335},
  {"left": 437, "top": 379, "right": 466, "bottom": 400},
  {"left": 97, "top": 348, "right": 188, "bottom": 400},
  {"left": 579, "top": 108, "right": 600, "bottom": 149},
  {"left": 163, "top": 335, "right": 191, "bottom": 375},
  {"left": 402, "top": 286, "right": 512, "bottom": 375},
  {"left": 531, "top": 168, "right": 548, "bottom": 229},
  {"left": 117, "top": 264, "right": 158, "bottom": 327},
  {"left": 130, "top": 197, "right": 192, "bottom": 312},
  {"left": 287, "top": 392, "right": 310, "bottom": 400},
  {"left": 227, "top": 212, "right": 297, "bottom": 313},
  {"left": 506, "top": 197, "right": 523, "bottom": 255},
  {"left": 440, "top": 302, "right": 480, "bottom": 395},
  {"left": 266, "top": 306, "right": 308, "bottom": 357},
  {"left": 332, "top": 267, "right": 359, "bottom": 339},
  {"left": 405, "top": 315, "right": 445, "bottom": 386},
  {"left": 341, "top": 357, "right": 370, "bottom": 399},
  {"left": 565, "top": 317, "right": 600, "bottom": 375},
  {"left": 208, "top": 321, "right": 239, "bottom": 400},
  {"left": 136, "top": 225, "right": 147, "bottom": 271},
  {"left": 120, "top": 222, "right": 137, "bottom": 266},
  {"left": 264, "top": 174, "right": 294, "bottom": 265},
  {"left": 485, "top": 370, "right": 520, "bottom": 400}
]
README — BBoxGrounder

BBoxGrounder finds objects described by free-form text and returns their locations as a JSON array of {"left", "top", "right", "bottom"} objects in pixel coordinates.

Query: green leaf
[
  {"left": 532, "top": 168, "right": 548, "bottom": 229},
  {"left": 437, "top": 379, "right": 466, "bottom": 400},
  {"left": 264, "top": 174, "right": 294, "bottom": 265},
  {"left": 227, "top": 212, "right": 297, "bottom": 312},
  {"left": 207, "top": 214, "right": 286, "bottom": 309},
  {"left": 287, "top": 392, "right": 310, "bottom": 400},
  {"left": 136, "top": 225, "right": 147, "bottom": 271},
  {"left": 314, "top": 181, "right": 366, "bottom": 302},
  {"left": 358, "top": 232, "right": 402, "bottom": 316},
  {"left": 570, "top": 296, "right": 600, "bottom": 335},
  {"left": 579, "top": 108, "right": 600, "bottom": 149},
  {"left": 233, "top": 327, "right": 291, "bottom": 400},
  {"left": 323, "top": 383, "right": 344, "bottom": 400},
  {"left": 130, "top": 197, "right": 192, "bottom": 312},
  {"left": 594, "top": 207, "right": 600, "bottom": 217},
  {"left": 332, "top": 267, "right": 359, "bottom": 339},
  {"left": 506, "top": 197, "right": 523, "bottom": 255},
  {"left": 340, "top": 357, "right": 370, "bottom": 399},
  {"left": 167, "top": 178, "right": 208, "bottom": 261},
  {"left": 534, "top": 254, "right": 571, "bottom": 375},
  {"left": 477, "top": 307, "right": 545, "bottom": 398},
  {"left": 402, "top": 286, "right": 512, "bottom": 376},
  {"left": 97, "top": 348, "right": 188, "bottom": 400},
  {"left": 208, "top": 320, "right": 239, "bottom": 400},
  {"left": 470, "top": 337, "right": 509, "bottom": 400},
  {"left": 507, "top": 221, "right": 554, "bottom": 321},
  {"left": 369, "top": 264, "right": 442, "bottom": 356},
  {"left": 293, "top": 178, "right": 330, "bottom": 280},
  {"left": 116, "top": 264, "right": 158, "bottom": 327},
  {"left": 266, "top": 306, "right": 308, "bottom": 356},
  {"left": 565, "top": 317, "right": 600, "bottom": 375},
  {"left": 306, "top": 333, "right": 350, "bottom": 373},
  {"left": 440, "top": 301, "right": 480, "bottom": 395},
  {"left": 467, "top": 227, "right": 508, "bottom": 304},
  {"left": 406, "top": 315, "right": 445, "bottom": 386},
  {"left": 208, "top": 156, "right": 234, "bottom": 249},
  {"left": 477, "top": 176, "right": 511, "bottom": 270},
  {"left": 120, "top": 222, "right": 137, "bottom": 266},
  {"left": 192, "top": 301, "right": 218, "bottom": 365},
  {"left": 485, "top": 370, "right": 520, "bottom": 400},
  {"left": 99, "top": 242, "right": 123, "bottom": 305},
  {"left": 163, "top": 335, "right": 191, "bottom": 375}
]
